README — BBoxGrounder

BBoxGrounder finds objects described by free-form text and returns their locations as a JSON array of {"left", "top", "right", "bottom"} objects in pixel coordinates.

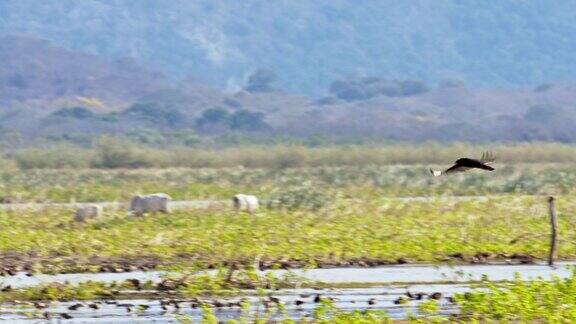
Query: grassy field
[
  {"left": 0, "top": 163, "right": 575, "bottom": 203},
  {"left": 0, "top": 188, "right": 574, "bottom": 272},
  {"left": 7, "top": 142, "right": 576, "bottom": 170},
  {"left": 0, "top": 161, "right": 573, "bottom": 273},
  {"left": 0, "top": 160, "right": 575, "bottom": 321}
]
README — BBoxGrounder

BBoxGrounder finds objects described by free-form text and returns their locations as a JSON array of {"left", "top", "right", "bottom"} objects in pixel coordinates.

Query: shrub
[
  {"left": 51, "top": 107, "right": 95, "bottom": 119},
  {"left": 329, "top": 77, "right": 429, "bottom": 101},
  {"left": 244, "top": 69, "right": 277, "bottom": 92},
  {"left": 267, "top": 186, "right": 332, "bottom": 210},
  {"left": 229, "top": 110, "right": 269, "bottom": 131},
  {"left": 400, "top": 79, "right": 429, "bottom": 96},
  {"left": 524, "top": 104, "right": 566, "bottom": 123},
  {"left": 123, "top": 102, "right": 184, "bottom": 126},
  {"left": 196, "top": 107, "right": 231, "bottom": 127},
  {"left": 91, "top": 136, "right": 166, "bottom": 168},
  {"left": 13, "top": 146, "right": 93, "bottom": 169}
]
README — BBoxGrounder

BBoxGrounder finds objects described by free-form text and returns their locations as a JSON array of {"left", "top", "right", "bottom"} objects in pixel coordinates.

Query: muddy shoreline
[{"left": 0, "top": 251, "right": 548, "bottom": 276}]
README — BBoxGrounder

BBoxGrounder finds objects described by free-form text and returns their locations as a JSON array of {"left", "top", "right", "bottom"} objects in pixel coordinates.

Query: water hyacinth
[
  {"left": 456, "top": 270, "right": 576, "bottom": 322},
  {"left": 0, "top": 194, "right": 574, "bottom": 272}
]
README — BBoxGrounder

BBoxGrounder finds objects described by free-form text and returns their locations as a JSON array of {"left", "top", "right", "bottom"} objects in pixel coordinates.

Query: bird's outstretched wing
[
  {"left": 444, "top": 164, "right": 470, "bottom": 174},
  {"left": 430, "top": 152, "right": 495, "bottom": 177},
  {"left": 480, "top": 151, "right": 496, "bottom": 164}
]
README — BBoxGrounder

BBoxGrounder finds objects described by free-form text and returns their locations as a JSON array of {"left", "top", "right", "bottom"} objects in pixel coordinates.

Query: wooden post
[{"left": 548, "top": 196, "right": 558, "bottom": 266}]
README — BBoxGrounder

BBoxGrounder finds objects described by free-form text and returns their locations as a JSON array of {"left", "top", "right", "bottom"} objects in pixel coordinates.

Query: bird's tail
[{"left": 430, "top": 169, "right": 443, "bottom": 177}]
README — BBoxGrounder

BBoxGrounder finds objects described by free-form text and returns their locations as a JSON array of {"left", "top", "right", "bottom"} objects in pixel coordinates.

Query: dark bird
[
  {"left": 430, "top": 152, "right": 495, "bottom": 177},
  {"left": 125, "top": 278, "right": 141, "bottom": 290},
  {"left": 68, "top": 303, "right": 84, "bottom": 310},
  {"left": 393, "top": 296, "right": 407, "bottom": 305},
  {"left": 429, "top": 292, "right": 442, "bottom": 300},
  {"left": 268, "top": 296, "right": 280, "bottom": 304},
  {"left": 60, "top": 313, "right": 73, "bottom": 319},
  {"left": 88, "top": 303, "right": 100, "bottom": 310}
]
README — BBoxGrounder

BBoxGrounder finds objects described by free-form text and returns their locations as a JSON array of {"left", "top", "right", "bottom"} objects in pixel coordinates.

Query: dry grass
[{"left": 8, "top": 142, "right": 576, "bottom": 169}]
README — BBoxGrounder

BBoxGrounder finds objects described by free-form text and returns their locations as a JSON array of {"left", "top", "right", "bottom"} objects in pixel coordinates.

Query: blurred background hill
[{"left": 1, "top": 0, "right": 576, "bottom": 146}]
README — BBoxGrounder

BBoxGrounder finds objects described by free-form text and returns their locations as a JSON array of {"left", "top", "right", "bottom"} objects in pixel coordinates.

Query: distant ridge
[
  {"left": 1, "top": 1, "right": 576, "bottom": 95},
  {"left": 0, "top": 34, "right": 168, "bottom": 107}
]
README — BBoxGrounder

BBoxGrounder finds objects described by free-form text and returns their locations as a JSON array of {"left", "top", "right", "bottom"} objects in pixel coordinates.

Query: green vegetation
[
  {"left": 196, "top": 107, "right": 269, "bottom": 131},
  {"left": 456, "top": 270, "right": 576, "bottom": 322},
  {"left": 0, "top": 147, "right": 575, "bottom": 321},
  {"left": 10, "top": 270, "right": 576, "bottom": 322},
  {"left": 123, "top": 102, "right": 184, "bottom": 127},
  {"left": 8, "top": 142, "right": 576, "bottom": 170},
  {"left": 0, "top": 192, "right": 574, "bottom": 271},
  {"left": 330, "top": 77, "right": 429, "bottom": 101},
  {"left": 2, "top": 282, "right": 113, "bottom": 301},
  {"left": 0, "top": 156, "right": 572, "bottom": 271},
  {"left": 51, "top": 107, "right": 96, "bottom": 120},
  {"left": 0, "top": 268, "right": 297, "bottom": 301},
  {"left": 0, "top": 161, "right": 574, "bottom": 203}
]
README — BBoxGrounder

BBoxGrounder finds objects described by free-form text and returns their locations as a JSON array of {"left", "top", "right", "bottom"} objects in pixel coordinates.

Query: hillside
[
  {"left": 1, "top": 35, "right": 576, "bottom": 144},
  {"left": 0, "top": 34, "right": 227, "bottom": 141},
  {"left": 1, "top": 1, "right": 576, "bottom": 96},
  {"left": 0, "top": 34, "right": 173, "bottom": 109}
]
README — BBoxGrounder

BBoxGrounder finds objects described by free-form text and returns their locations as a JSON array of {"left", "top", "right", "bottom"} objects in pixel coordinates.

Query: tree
[
  {"left": 196, "top": 107, "right": 231, "bottom": 127},
  {"left": 244, "top": 69, "right": 277, "bottom": 93},
  {"left": 229, "top": 110, "right": 269, "bottom": 131},
  {"left": 329, "top": 79, "right": 370, "bottom": 101},
  {"left": 439, "top": 78, "right": 465, "bottom": 89},
  {"left": 123, "top": 102, "right": 184, "bottom": 126},
  {"left": 51, "top": 107, "right": 95, "bottom": 119},
  {"left": 524, "top": 104, "right": 563, "bottom": 123},
  {"left": 533, "top": 83, "right": 553, "bottom": 92},
  {"left": 92, "top": 136, "right": 156, "bottom": 168},
  {"left": 329, "top": 77, "right": 429, "bottom": 102},
  {"left": 400, "top": 80, "right": 429, "bottom": 96}
]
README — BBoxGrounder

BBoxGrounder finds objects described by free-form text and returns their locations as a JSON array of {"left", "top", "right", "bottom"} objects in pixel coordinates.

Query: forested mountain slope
[{"left": 1, "top": 0, "right": 575, "bottom": 95}]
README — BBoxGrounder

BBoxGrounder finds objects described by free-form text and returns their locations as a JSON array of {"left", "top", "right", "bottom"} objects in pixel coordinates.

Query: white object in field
[
  {"left": 233, "top": 194, "right": 259, "bottom": 214},
  {"left": 129, "top": 193, "right": 171, "bottom": 216},
  {"left": 74, "top": 204, "right": 103, "bottom": 222}
]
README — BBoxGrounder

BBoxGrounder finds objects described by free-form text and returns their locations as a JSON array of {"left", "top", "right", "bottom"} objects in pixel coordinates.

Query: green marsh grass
[
  {"left": 1, "top": 195, "right": 576, "bottom": 270},
  {"left": 0, "top": 163, "right": 575, "bottom": 203}
]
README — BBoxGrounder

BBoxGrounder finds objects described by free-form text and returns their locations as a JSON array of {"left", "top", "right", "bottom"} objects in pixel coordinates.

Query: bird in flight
[{"left": 430, "top": 152, "right": 495, "bottom": 177}]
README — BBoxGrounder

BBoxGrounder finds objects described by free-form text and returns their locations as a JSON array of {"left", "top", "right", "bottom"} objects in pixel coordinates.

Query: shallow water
[
  {"left": 1, "top": 263, "right": 573, "bottom": 322},
  {"left": 286, "top": 261, "right": 576, "bottom": 283},
  {"left": 0, "top": 284, "right": 465, "bottom": 323},
  {"left": 3, "top": 261, "right": 574, "bottom": 289}
]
